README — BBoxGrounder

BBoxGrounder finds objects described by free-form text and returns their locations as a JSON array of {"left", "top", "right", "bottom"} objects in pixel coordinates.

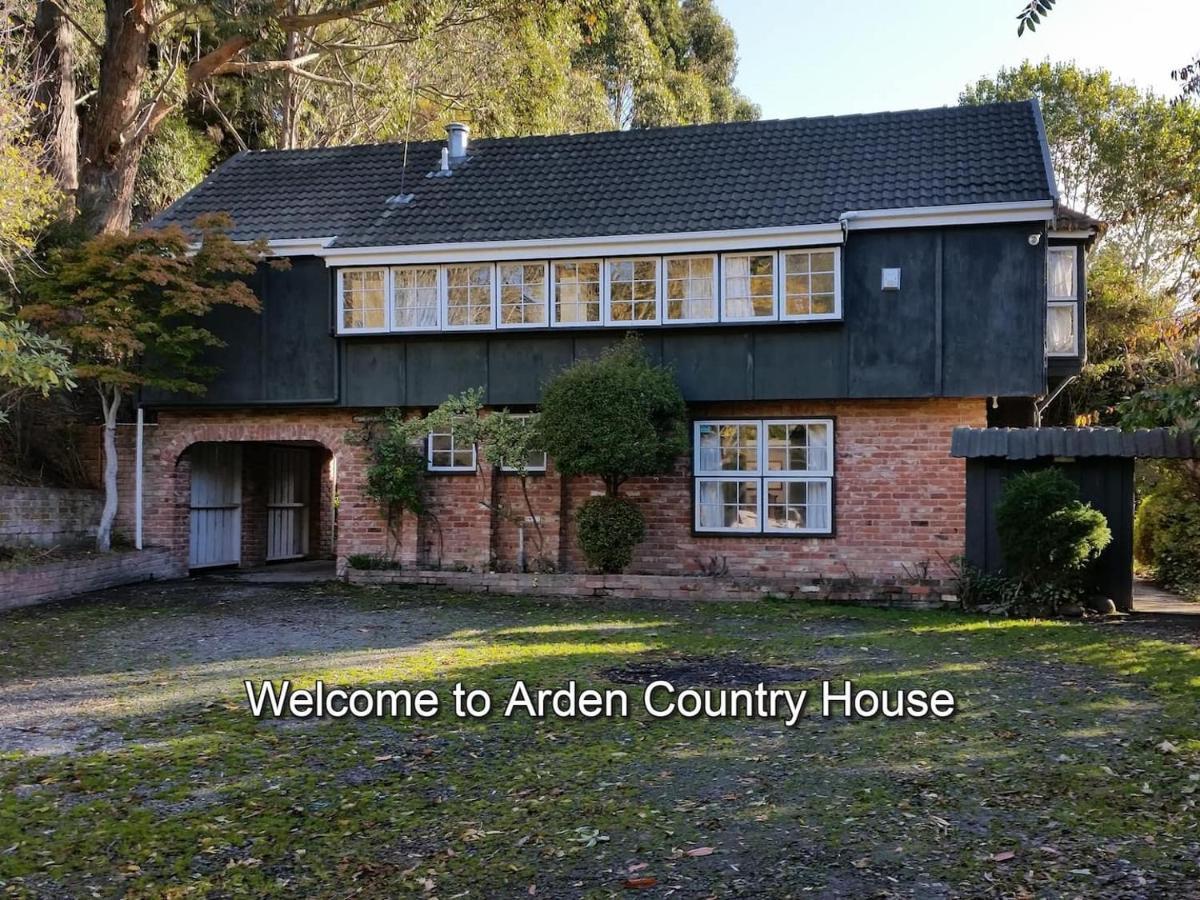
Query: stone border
[
  {"left": 345, "top": 568, "right": 960, "bottom": 610},
  {"left": 0, "top": 548, "right": 186, "bottom": 611}
]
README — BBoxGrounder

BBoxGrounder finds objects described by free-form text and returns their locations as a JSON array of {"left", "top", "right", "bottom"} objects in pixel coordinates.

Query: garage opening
[{"left": 185, "top": 441, "right": 333, "bottom": 571}]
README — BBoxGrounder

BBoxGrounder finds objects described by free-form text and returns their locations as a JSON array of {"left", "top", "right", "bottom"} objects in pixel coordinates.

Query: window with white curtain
[
  {"left": 392, "top": 266, "right": 440, "bottom": 331},
  {"left": 552, "top": 260, "right": 602, "bottom": 325},
  {"left": 664, "top": 255, "right": 718, "bottom": 323},
  {"left": 339, "top": 269, "right": 388, "bottom": 332},
  {"left": 498, "top": 262, "right": 548, "bottom": 327},
  {"left": 444, "top": 263, "right": 494, "bottom": 329},
  {"left": 722, "top": 253, "right": 776, "bottom": 320},
  {"left": 1047, "top": 246, "right": 1078, "bottom": 356},
  {"left": 694, "top": 419, "right": 833, "bottom": 534}
]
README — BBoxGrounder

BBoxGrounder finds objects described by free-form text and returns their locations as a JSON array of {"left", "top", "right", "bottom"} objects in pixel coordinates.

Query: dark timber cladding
[{"left": 148, "top": 221, "right": 1048, "bottom": 408}]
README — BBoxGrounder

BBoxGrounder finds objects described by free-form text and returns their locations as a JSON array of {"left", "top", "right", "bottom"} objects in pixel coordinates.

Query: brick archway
[{"left": 139, "top": 411, "right": 381, "bottom": 572}]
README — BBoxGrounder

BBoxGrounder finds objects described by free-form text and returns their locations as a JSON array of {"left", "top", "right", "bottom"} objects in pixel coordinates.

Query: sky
[{"left": 714, "top": 0, "right": 1200, "bottom": 119}]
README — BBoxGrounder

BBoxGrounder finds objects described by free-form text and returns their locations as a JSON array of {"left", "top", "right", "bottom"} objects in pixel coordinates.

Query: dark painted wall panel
[
  {"left": 406, "top": 339, "right": 488, "bottom": 406},
  {"left": 942, "top": 224, "right": 1044, "bottom": 397},
  {"left": 752, "top": 328, "right": 845, "bottom": 399},
  {"left": 343, "top": 341, "right": 405, "bottom": 406},
  {"left": 487, "top": 337, "right": 575, "bottom": 405},
  {"left": 263, "top": 260, "right": 338, "bottom": 402},
  {"left": 149, "top": 223, "right": 1057, "bottom": 409},
  {"left": 845, "top": 230, "right": 937, "bottom": 397}
]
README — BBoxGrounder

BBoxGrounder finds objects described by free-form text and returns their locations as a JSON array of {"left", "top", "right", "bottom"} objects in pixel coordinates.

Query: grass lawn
[{"left": 0, "top": 581, "right": 1198, "bottom": 898}]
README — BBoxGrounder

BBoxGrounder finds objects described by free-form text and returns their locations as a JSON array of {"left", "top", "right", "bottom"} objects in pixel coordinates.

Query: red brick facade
[{"left": 91, "top": 398, "right": 983, "bottom": 581}]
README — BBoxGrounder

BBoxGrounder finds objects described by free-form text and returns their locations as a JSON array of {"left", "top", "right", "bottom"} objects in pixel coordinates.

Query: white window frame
[
  {"left": 663, "top": 254, "right": 720, "bottom": 325},
  {"left": 390, "top": 264, "right": 442, "bottom": 333},
  {"left": 720, "top": 252, "right": 778, "bottom": 322},
  {"left": 604, "top": 257, "right": 661, "bottom": 326},
  {"left": 497, "top": 261, "right": 550, "bottom": 329},
  {"left": 693, "top": 418, "right": 834, "bottom": 536},
  {"left": 441, "top": 262, "right": 497, "bottom": 332},
  {"left": 694, "top": 476, "right": 763, "bottom": 534},
  {"left": 1046, "top": 246, "right": 1078, "bottom": 357},
  {"left": 779, "top": 247, "right": 842, "bottom": 322},
  {"left": 499, "top": 413, "right": 548, "bottom": 473},
  {"left": 337, "top": 267, "right": 390, "bottom": 335},
  {"left": 550, "top": 259, "right": 605, "bottom": 328},
  {"left": 426, "top": 428, "right": 477, "bottom": 472}
]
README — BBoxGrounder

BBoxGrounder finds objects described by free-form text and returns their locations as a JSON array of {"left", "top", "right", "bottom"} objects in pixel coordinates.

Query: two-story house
[{"left": 117, "top": 100, "right": 1095, "bottom": 587}]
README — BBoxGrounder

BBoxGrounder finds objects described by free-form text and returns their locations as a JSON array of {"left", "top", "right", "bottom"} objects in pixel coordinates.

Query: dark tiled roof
[
  {"left": 152, "top": 100, "right": 1054, "bottom": 249},
  {"left": 950, "top": 427, "right": 1199, "bottom": 460}
]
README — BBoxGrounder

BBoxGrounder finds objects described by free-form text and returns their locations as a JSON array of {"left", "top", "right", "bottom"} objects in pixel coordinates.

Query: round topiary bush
[
  {"left": 576, "top": 495, "right": 646, "bottom": 574},
  {"left": 995, "top": 469, "right": 1111, "bottom": 605}
]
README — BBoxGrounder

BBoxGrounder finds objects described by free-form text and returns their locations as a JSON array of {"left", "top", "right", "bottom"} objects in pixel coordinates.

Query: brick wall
[
  {"left": 0, "top": 487, "right": 103, "bottom": 548},
  {"left": 103, "top": 398, "right": 982, "bottom": 581},
  {"left": 0, "top": 548, "right": 184, "bottom": 611}
]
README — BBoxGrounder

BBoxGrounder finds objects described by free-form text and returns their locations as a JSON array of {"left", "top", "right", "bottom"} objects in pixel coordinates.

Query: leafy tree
[
  {"left": 995, "top": 469, "right": 1111, "bottom": 607},
  {"left": 19, "top": 214, "right": 269, "bottom": 550},
  {"left": 539, "top": 335, "right": 687, "bottom": 496},
  {"left": 539, "top": 335, "right": 686, "bottom": 573},
  {"left": 0, "top": 316, "right": 74, "bottom": 424}
]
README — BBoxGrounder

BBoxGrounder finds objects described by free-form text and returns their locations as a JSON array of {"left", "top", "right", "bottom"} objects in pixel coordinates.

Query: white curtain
[{"left": 725, "top": 256, "right": 753, "bottom": 318}]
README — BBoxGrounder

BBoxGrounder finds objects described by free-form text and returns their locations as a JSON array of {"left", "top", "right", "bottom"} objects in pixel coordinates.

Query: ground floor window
[
  {"left": 428, "top": 429, "right": 477, "bottom": 472},
  {"left": 693, "top": 418, "right": 833, "bottom": 534}
]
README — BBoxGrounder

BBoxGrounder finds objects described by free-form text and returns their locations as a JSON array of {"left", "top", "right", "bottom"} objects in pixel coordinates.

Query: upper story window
[
  {"left": 694, "top": 419, "right": 833, "bottom": 535},
  {"left": 552, "top": 260, "right": 602, "bottom": 326},
  {"left": 722, "top": 252, "right": 776, "bottom": 321},
  {"left": 499, "top": 263, "right": 548, "bottom": 327},
  {"left": 664, "top": 255, "right": 718, "bottom": 323},
  {"left": 606, "top": 257, "right": 660, "bottom": 324},
  {"left": 444, "top": 263, "right": 495, "bottom": 329},
  {"left": 339, "top": 268, "right": 388, "bottom": 332},
  {"left": 1047, "top": 246, "right": 1078, "bottom": 356},
  {"left": 781, "top": 249, "right": 840, "bottom": 319},
  {"left": 427, "top": 428, "right": 476, "bottom": 472},
  {"left": 393, "top": 265, "right": 440, "bottom": 331},
  {"left": 334, "top": 245, "right": 841, "bottom": 335}
]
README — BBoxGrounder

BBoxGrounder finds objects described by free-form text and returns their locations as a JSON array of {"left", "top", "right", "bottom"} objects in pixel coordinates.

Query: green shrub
[
  {"left": 347, "top": 554, "right": 402, "bottom": 571},
  {"left": 539, "top": 335, "right": 687, "bottom": 496},
  {"left": 1135, "top": 476, "right": 1200, "bottom": 598},
  {"left": 365, "top": 432, "right": 426, "bottom": 516},
  {"left": 575, "top": 495, "right": 646, "bottom": 574},
  {"left": 995, "top": 469, "right": 1111, "bottom": 604}
]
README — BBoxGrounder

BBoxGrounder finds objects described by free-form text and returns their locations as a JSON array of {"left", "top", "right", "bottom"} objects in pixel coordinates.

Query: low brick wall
[
  {"left": 345, "top": 568, "right": 959, "bottom": 610},
  {"left": 0, "top": 548, "right": 185, "bottom": 612},
  {"left": 0, "top": 486, "right": 102, "bottom": 548}
]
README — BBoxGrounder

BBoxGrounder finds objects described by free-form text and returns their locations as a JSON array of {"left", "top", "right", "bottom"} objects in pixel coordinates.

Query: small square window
[
  {"left": 499, "top": 414, "right": 547, "bottom": 473},
  {"left": 428, "top": 429, "right": 477, "bottom": 471},
  {"left": 445, "top": 264, "right": 494, "bottom": 329},
  {"left": 722, "top": 253, "right": 776, "bottom": 321},
  {"left": 696, "top": 422, "right": 760, "bottom": 474},
  {"left": 552, "top": 260, "right": 602, "bottom": 326},
  {"left": 781, "top": 249, "right": 839, "bottom": 319},
  {"left": 764, "top": 479, "right": 831, "bottom": 533},
  {"left": 696, "top": 479, "right": 760, "bottom": 531},
  {"left": 498, "top": 263, "right": 548, "bottom": 327},
  {"left": 606, "top": 258, "right": 660, "bottom": 324},
  {"left": 393, "top": 266, "right": 440, "bottom": 331},
  {"left": 665, "top": 256, "right": 718, "bottom": 323},
  {"left": 340, "top": 269, "right": 388, "bottom": 332}
]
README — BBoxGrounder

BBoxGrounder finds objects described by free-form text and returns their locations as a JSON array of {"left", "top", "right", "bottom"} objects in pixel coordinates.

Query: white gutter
[
  {"left": 135, "top": 408, "right": 144, "bottom": 550},
  {"left": 838, "top": 200, "right": 1055, "bottom": 231}
]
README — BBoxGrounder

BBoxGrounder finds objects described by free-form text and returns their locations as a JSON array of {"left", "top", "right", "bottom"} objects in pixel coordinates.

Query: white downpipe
[{"left": 135, "top": 408, "right": 144, "bottom": 550}]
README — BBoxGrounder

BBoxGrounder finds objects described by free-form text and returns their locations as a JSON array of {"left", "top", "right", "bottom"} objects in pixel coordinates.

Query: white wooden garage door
[{"left": 188, "top": 444, "right": 242, "bottom": 569}]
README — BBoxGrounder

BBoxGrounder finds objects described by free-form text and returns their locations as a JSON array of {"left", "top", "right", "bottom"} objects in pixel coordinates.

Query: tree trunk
[
  {"left": 77, "top": 0, "right": 151, "bottom": 233},
  {"left": 32, "top": 0, "right": 79, "bottom": 208},
  {"left": 96, "top": 387, "right": 121, "bottom": 551}
]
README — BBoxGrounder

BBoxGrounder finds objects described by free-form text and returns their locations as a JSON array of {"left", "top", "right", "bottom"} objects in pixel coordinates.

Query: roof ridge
[{"left": 230, "top": 99, "right": 1039, "bottom": 158}]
